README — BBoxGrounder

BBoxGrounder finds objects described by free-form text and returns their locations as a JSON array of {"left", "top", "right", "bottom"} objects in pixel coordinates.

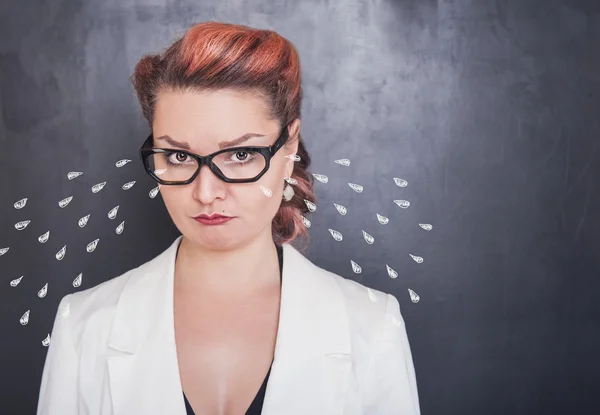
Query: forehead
[{"left": 152, "top": 88, "right": 276, "bottom": 144}]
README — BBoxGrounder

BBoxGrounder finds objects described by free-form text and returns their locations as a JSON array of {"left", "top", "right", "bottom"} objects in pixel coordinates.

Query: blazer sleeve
[
  {"left": 37, "top": 294, "right": 79, "bottom": 415},
  {"left": 364, "top": 293, "right": 421, "bottom": 414}
]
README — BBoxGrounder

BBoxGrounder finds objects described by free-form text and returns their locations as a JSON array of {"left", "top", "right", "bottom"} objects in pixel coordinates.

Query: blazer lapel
[{"left": 106, "top": 236, "right": 353, "bottom": 415}]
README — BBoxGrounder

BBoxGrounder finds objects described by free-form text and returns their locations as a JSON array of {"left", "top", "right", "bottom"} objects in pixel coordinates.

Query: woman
[{"left": 37, "top": 21, "right": 420, "bottom": 415}]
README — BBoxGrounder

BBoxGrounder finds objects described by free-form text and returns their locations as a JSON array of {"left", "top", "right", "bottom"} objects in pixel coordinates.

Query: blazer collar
[{"left": 106, "top": 236, "right": 352, "bottom": 415}]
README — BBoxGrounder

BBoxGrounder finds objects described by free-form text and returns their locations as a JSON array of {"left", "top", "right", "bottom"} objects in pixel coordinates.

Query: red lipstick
[{"left": 193, "top": 213, "right": 234, "bottom": 225}]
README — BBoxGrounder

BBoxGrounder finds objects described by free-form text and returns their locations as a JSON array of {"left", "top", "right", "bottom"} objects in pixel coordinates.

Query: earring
[{"left": 282, "top": 178, "right": 295, "bottom": 201}]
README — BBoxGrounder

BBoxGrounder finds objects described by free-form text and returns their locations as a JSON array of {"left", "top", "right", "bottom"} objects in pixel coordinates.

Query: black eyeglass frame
[{"left": 139, "top": 125, "right": 290, "bottom": 185}]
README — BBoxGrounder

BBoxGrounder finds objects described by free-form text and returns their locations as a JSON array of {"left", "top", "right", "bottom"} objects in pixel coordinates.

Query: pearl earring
[{"left": 282, "top": 178, "right": 295, "bottom": 201}]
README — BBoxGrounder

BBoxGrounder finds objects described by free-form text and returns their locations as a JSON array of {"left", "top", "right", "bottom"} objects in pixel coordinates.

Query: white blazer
[{"left": 37, "top": 236, "right": 420, "bottom": 415}]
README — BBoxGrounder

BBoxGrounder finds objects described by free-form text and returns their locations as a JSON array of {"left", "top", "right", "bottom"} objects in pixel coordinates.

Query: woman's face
[{"left": 152, "top": 88, "right": 300, "bottom": 251}]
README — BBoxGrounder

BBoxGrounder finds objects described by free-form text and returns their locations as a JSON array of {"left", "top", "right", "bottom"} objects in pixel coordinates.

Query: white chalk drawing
[
  {"left": 334, "top": 158, "right": 351, "bottom": 167},
  {"left": 108, "top": 206, "right": 119, "bottom": 220},
  {"left": 348, "top": 183, "right": 363, "bottom": 193},
  {"left": 260, "top": 185, "right": 273, "bottom": 197},
  {"left": 376, "top": 213, "right": 389, "bottom": 224},
  {"left": 362, "top": 230, "right": 375, "bottom": 244},
  {"left": 386, "top": 264, "right": 398, "bottom": 279},
  {"left": 304, "top": 199, "right": 317, "bottom": 212},
  {"left": 393, "top": 199, "right": 410, "bottom": 209},
  {"left": 15, "top": 220, "right": 31, "bottom": 231},
  {"left": 55, "top": 245, "right": 67, "bottom": 261},
  {"left": 10, "top": 276, "right": 23, "bottom": 287},
  {"left": 328, "top": 229, "right": 343, "bottom": 241},
  {"left": 367, "top": 288, "right": 378, "bottom": 302},
  {"left": 59, "top": 196, "right": 73, "bottom": 208},
  {"left": 333, "top": 203, "right": 347, "bottom": 215},
  {"left": 286, "top": 154, "right": 301, "bottom": 161},
  {"left": 20, "top": 310, "right": 30, "bottom": 325},
  {"left": 59, "top": 302, "right": 70, "bottom": 319},
  {"left": 122, "top": 181, "right": 136, "bottom": 190},
  {"left": 115, "top": 159, "right": 132, "bottom": 168},
  {"left": 351, "top": 260, "right": 362, "bottom": 273},
  {"left": 408, "top": 289, "right": 420, "bottom": 303},
  {"left": 14, "top": 198, "right": 27, "bottom": 209},
  {"left": 86, "top": 239, "right": 99, "bottom": 253},
  {"left": 419, "top": 223, "right": 433, "bottom": 231},
  {"left": 154, "top": 168, "right": 166, "bottom": 176},
  {"left": 73, "top": 273, "right": 82, "bottom": 288},
  {"left": 313, "top": 173, "right": 328, "bottom": 183},
  {"left": 38, "top": 231, "right": 50, "bottom": 243},
  {"left": 301, "top": 215, "right": 311, "bottom": 228},
  {"left": 67, "top": 171, "right": 83, "bottom": 180},
  {"left": 37, "top": 283, "right": 48, "bottom": 298},
  {"left": 409, "top": 254, "right": 424, "bottom": 264},
  {"left": 149, "top": 185, "right": 160, "bottom": 198},
  {"left": 78, "top": 214, "right": 90, "bottom": 228},
  {"left": 393, "top": 177, "right": 408, "bottom": 187},
  {"left": 0, "top": 247, "right": 9, "bottom": 256},
  {"left": 42, "top": 334, "right": 50, "bottom": 347},
  {"left": 116, "top": 221, "right": 125, "bottom": 235},
  {"left": 285, "top": 177, "right": 298, "bottom": 185},
  {"left": 91, "top": 182, "right": 106, "bottom": 193}
]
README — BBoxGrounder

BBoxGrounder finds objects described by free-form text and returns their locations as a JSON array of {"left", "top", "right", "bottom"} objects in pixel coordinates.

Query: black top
[{"left": 183, "top": 243, "right": 284, "bottom": 415}]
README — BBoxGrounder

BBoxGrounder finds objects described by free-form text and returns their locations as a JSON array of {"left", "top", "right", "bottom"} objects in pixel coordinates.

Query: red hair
[{"left": 130, "top": 21, "right": 315, "bottom": 249}]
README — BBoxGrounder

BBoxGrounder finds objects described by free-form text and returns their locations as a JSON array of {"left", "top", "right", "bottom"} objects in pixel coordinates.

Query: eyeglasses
[{"left": 139, "top": 126, "right": 289, "bottom": 185}]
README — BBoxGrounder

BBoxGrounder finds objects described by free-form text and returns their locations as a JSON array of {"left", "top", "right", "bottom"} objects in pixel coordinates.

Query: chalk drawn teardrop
[
  {"left": 108, "top": 206, "right": 119, "bottom": 220},
  {"left": 14, "top": 198, "right": 27, "bottom": 209},
  {"left": 362, "top": 230, "right": 375, "bottom": 244},
  {"left": 56, "top": 245, "right": 67, "bottom": 260},
  {"left": 116, "top": 221, "right": 125, "bottom": 235},
  {"left": 260, "top": 186, "right": 273, "bottom": 197},
  {"left": 78, "top": 214, "right": 90, "bottom": 228},
  {"left": 42, "top": 334, "right": 51, "bottom": 347},
  {"left": 10, "top": 276, "right": 24, "bottom": 287},
  {"left": 386, "top": 264, "right": 398, "bottom": 279},
  {"left": 286, "top": 154, "right": 301, "bottom": 161},
  {"left": 149, "top": 186, "right": 160, "bottom": 198},
  {"left": 334, "top": 203, "right": 347, "bottom": 215},
  {"left": 115, "top": 159, "right": 132, "bottom": 168},
  {"left": 334, "top": 158, "right": 351, "bottom": 167},
  {"left": 351, "top": 260, "right": 362, "bottom": 274},
  {"left": 367, "top": 288, "right": 377, "bottom": 302},
  {"left": 348, "top": 183, "right": 363, "bottom": 193},
  {"left": 409, "top": 254, "right": 424, "bottom": 264},
  {"left": 312, "top": 173, "right": 328, "bottom": 183},
  {"left": 419, "top": 223, "right": 433, "bottom": 231},
  {"left": 376, "top": 213, "right": 389, "bottom": 224},
  {"left": 122, "top": 181, "right": 136, "bottom": 190},
  {"left": 15, "top": 220, "right": 31, "bottom": 231},
  {"left": 38, "top": 231, "right": 50, "bottom": 243},
  {"left": 328, "top": 229, "right": 343, "bottom": 241},
  {"left": 304, "top": 199, "right": 317, "bottom": 212},
  {"left": 393, "top": 177, "right": 408, "bottom": 187},
  {"left": 91, "top": 182, "right": 106, "bottom": 193},
  {"left": 20, "top": 310, "right": 30, "bottom": 325},
  {"left": 0, "top": 247, "right": 9, "bottom": 256},
  {"left": 394, "top": 200, "right": 410, "bottom": 209},
  {"left": 408, "top": 289, "right": 420, "bottom": 303},
  {"left": 37, "top": 283, "right": 48, "bottom": 298},
  {"left": 284, "top": 177, "right": 298, "bottom": 185},
  {"left": 67, "top": 171, "right": 83, "bottom": 180},
  {"left": 86, "top": 239, "right": 99, "bottom": 253},
  {"left": 301, "top": 215, "right": 311, "bottom": 228},
  {"left": 73, "top": 273, "right": 82, "bottom": 288},
  {"left": 59, "top": 196, "right": 73, "bottom": 208}
]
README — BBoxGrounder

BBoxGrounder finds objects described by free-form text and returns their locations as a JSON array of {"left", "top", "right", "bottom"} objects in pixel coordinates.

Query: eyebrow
[{"left": 155, "top": 133, "right": 266, "bottom": 150}]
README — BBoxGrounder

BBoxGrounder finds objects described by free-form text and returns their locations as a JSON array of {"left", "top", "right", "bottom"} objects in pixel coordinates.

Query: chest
[{"left": 173, "top": 291, "right": 281, "bottom": 415}]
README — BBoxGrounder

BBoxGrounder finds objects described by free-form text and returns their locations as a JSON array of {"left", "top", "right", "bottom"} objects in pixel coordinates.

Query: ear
[{"left": 285, "top": 118, "right": 301, "bottom": 177}]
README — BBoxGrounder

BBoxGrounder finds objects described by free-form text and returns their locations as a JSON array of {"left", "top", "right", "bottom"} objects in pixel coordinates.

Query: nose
[{"left": 191, "top": 164, "right": 226, "bottom": 204}]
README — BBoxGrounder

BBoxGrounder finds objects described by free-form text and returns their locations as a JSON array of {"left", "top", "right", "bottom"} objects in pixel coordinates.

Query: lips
[{"left": 194, "top": 214, "right": 232, "bottom": 220}]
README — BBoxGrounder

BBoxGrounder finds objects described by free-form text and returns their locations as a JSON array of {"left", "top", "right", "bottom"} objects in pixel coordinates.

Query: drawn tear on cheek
[{"left": 260, "top": 185, "right": 273, "bottom": 197}]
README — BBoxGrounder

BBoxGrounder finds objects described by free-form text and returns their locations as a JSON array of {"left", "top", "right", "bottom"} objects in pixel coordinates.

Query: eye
[{"left": 167, "top": 152, "right": 191, "bottom": 164}]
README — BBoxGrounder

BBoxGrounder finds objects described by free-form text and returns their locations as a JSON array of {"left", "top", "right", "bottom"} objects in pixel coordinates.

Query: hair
[{"left": 130, "top": 21, "right": 315, "bottom": 249}]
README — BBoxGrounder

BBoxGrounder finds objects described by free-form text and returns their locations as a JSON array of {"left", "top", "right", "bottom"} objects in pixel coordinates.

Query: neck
[{"left": 174, "top": 229, "right": 280, "bottom": 297}]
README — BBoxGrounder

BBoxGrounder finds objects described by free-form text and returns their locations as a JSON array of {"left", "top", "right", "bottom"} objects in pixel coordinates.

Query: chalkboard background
[{"left": 1, "top": 0, "right": 599, "bottom": 414}]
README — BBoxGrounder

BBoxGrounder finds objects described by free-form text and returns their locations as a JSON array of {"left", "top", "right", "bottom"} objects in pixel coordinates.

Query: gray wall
[{"left": 1, "top": 0, "right": 599, "bottom": 414}]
